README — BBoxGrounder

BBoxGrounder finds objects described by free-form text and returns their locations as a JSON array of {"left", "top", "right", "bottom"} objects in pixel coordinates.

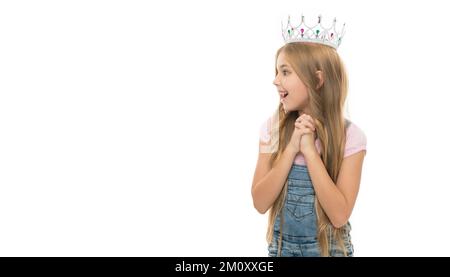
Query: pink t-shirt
[{"left": 259, "top": 117, "right": 367, "bottom": 165}]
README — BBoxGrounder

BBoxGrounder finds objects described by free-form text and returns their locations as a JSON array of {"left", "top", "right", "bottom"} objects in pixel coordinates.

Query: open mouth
[{"left": 280, "top": 91, "right": 289, "bottom": 99}]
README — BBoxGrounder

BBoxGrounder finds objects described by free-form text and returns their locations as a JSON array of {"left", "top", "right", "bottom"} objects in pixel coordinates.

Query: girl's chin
[
  {"left": 281, "top": 104, "right": 293, "bottom": 114},
  {"left": 282, "top": 102, "right": 301, "bottom": 114}
]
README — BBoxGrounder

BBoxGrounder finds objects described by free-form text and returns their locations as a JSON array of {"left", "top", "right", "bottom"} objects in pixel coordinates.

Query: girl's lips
[
  {"left": 280, "top": 93, "right": 288, "bottom": 103},
  {"left": 279, "top": 91, "right": 289, "bottom": 98}
]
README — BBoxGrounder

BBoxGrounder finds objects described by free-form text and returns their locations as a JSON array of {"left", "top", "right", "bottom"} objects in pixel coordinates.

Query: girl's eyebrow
[{"left": 278, "top": 64, "right": 289, "bottom": 69}]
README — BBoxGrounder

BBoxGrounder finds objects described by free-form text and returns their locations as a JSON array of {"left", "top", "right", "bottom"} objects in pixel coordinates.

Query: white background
[{"left": 1, "top": 0, "right": 449, "bottom": 257}]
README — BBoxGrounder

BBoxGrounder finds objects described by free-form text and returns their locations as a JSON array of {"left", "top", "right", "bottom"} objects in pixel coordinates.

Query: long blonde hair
[{"left": 266, "top": 42, "right": 349, "bottom": 256}]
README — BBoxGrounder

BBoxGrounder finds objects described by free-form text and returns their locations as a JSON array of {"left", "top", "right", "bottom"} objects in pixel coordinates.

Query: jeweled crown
[{"left": 281, "top": 15, "right": 346, "bottom": 49}]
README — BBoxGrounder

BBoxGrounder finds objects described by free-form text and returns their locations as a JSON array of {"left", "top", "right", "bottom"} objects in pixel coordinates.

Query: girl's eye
[{"left": 282, "top": 71, "right": 289, "bottom": 75}]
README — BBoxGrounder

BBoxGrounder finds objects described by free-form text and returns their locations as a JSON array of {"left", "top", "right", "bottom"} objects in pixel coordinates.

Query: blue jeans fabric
[{"left": 268, "top": 164, "right": 354, "bottom": 257}]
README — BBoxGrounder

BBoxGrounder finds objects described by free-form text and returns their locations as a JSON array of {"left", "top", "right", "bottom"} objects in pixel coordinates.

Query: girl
[{"left": 251, "top": 20, "right": 367, "bottom": 257}]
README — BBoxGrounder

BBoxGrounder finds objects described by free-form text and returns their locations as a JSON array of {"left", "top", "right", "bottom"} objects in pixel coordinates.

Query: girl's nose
[{"left": 273, "top": 77, "right": 279, "bottom": 86}]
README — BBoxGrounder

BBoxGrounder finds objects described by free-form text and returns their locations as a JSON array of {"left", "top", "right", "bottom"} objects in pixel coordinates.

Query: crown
[{"left": 281, "top": 14, "right": 346, "bottom": 49}]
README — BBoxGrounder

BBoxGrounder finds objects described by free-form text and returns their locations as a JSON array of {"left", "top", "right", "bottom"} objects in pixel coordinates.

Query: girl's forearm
[
  {"left": 303, "top": 150, "right": 349, "bottom": 228},
  {"left": 252, "top": 147, "right": 298, "bottom": 214}
]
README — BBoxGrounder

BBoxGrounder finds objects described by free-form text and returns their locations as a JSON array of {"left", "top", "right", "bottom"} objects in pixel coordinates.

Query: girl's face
[{"left": 273, "top": 51, "right": 309, "bottom": 114}]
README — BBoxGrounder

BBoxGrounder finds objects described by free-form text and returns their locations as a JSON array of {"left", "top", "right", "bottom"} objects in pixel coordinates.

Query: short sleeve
[
  {"left": 258, "top": 111, "right": 279, "bottom": 154},
  {"left": 344, "top": 122, "right": 367, "bottom": 158},
  {"left": 259, "top": 117, "right": 271, "bottom": 144}
]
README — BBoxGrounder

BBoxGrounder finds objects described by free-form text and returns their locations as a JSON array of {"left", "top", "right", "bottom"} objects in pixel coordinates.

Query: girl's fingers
[
  {"left": 305, "top": 121, "right": 315, "bottom": 131},
  {"left": 298, "top": 114, "right": 312, "bottom": 122},
  {"left": 304, "top": 118, "right": 315, "bottom": 128},
  {"left": 295, "top": 122, "right": 313, "bottom": 131},
  {"left": 295, "top": 121, "right": 316, "bottom": 131},
  {"left": 295, "top": 125, "right": 315, "bottom": 135},
  {"left": 296, "top": 114, "right": 316, "bottom": 128}
]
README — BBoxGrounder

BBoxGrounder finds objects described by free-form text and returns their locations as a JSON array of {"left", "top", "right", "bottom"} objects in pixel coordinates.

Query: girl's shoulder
[{"left": 344, "top": 120, "right": 367, "bottom": 158}]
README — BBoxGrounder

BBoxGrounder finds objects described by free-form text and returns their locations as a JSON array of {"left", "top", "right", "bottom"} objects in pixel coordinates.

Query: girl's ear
[{"left": 315, "top": 70, "right": 324, "bottom": 90}]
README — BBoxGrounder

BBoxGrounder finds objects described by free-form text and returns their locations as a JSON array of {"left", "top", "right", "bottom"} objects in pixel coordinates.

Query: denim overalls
[{"left": 268, "top": 164, "right": 354, "bottom": 257}]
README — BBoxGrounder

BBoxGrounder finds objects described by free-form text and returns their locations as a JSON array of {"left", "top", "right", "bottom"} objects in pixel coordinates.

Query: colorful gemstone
[
  {"left": 331, "top": 33, "right": 334, "bottom": 37},
  {"left": 300, "top": 28, "right": 304, "bottom": 33}
]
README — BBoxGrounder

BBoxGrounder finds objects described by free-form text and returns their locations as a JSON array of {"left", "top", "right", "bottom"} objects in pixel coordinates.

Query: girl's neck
[{"left": 298, "top": 108, "right": 311, "bottom": 116}]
